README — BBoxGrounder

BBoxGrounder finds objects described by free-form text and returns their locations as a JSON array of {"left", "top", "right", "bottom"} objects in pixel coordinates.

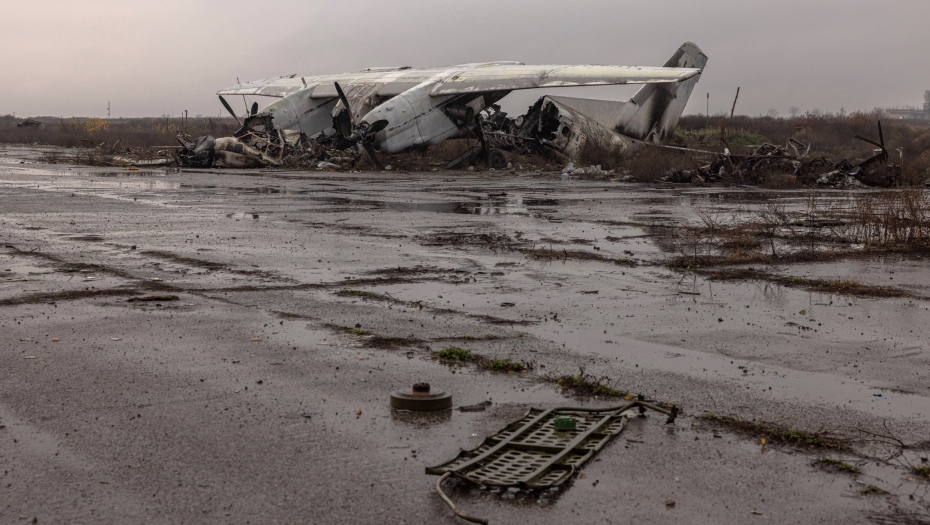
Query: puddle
[
  {"left": 92, "top": 171, "right": 167, "bottom": 178},
  {"left": 778, "top": 256, "right": 930, "bottom": 294}
]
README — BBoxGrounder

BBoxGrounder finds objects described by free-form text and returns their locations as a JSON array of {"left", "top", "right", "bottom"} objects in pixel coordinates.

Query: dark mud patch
[
  {"left": 337, "top": 289, "right": 532, "bottom": 326},
  {"left": 702, "top": 414, "right": 849, "bottom": 451},
  {"left": 363, "top": 265, "right": 448, "bottom": 278},
  {"left": 814, "top": 458, "right": 861, "bottom": 474},
  {"left": 141, "top": 250, "right": 293, "bottom": 284},
  {"left": 364, "top": 335, "right": 422, "bottom": 349},
  {"left": 520, "top": 247, "right": 637, "bottom": 267},
  {"left": 271, "top": 311, "right": 317, "bottom": 321},
  {"left": 701, "top": 268, "right": 924, "bottom": 299},
  {"left": 189, "top": 283, "right": 322, "bottom": 294},
  {"left": 432, "top": 334, "right": 502, "bottom": 342},
  {"left": 335, "top": 289, "right": 413, "bottom": 307},
  {"left": 140, "top": 250, "right": 226, "bottom": 270},
  {"left": 864, "top": 502, "right": 930, "bottom": 525},
  {"left": 127, "top": 295, "right": 180, "bottom": 302},
  {"left": 4, "top": 244, "right": 135, "bottom": 279},
  {"left": 0, "top": 288, "right": 142, "bottom": 306},
  {"left": 325, "top": 324, "right": 422, "bottom": 349},
  {"left": 418, "top": 231, "right": 523, "bottom": 248},
  {"left": 467, "top": 313, "right": 537, "bottom": 326},
  {"left": 334, "top": 276, "right": 432, "bottom": 287},
  {"left": 68, "top": 235, "right": 105, "bottom": 242}
]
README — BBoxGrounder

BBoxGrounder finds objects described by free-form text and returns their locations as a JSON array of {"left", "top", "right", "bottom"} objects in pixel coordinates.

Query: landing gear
[
  {"left": 488, "top": 149, "right": 508, "bottom": 170},
  {"left": 474, "top": 115, "right": 508, "bottom": 170}
]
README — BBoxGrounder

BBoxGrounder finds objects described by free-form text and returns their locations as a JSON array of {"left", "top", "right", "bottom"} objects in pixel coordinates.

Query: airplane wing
[
  {"left": 218, "top": 65, "right": 700, "bottom": 99},
  {"left": 217, "top": 76, "right": 304, "bottom": 97},
  {"left": 428, "top": 65, "right": 700, "bottom": 96}
]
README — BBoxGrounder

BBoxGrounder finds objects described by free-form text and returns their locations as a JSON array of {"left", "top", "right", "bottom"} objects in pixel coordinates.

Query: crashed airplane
[{"left": 196, "top": 42, "right": 707, "bottom": 169}]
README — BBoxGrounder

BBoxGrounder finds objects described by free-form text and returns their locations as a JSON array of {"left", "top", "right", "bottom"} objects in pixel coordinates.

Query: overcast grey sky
[{"left": 4, "top": 0, "right": 929, "bottom": 119}]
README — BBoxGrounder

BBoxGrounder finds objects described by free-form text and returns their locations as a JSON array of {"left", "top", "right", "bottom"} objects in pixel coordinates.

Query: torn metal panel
[
  {"left": 213, "top": 137, "right": 282, "bottom": 168},
  {"left": 176, "top": 134, "right": 216, "bottom": 168},
  {"left": 520, "top": 96, "right": 642, "bottom": 159}
]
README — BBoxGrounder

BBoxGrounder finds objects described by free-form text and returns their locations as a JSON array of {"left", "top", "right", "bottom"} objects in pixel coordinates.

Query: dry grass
[
  {"left": 0, "top": 114, "right": 238, "bottom": 149},
  {"left": 815, "top": 458, "right": 860, "bottom": 474},
  {"left": 520, "top": 247, "right": 637, "bottom": 267},
  {"left": 702, "top": 413, "right": 849, "bottom": 450},
  {"left": 545, "top": 368, "right": 629, "bottom": 397},
  {"left": 617, "top": 146, "right": 695, "bottom": 181},
  {"left": 433, "top": 346, "right": 533, "bottom": 372},
  {"left": 679, "top": 112, "right": 930, "bottom": 168},
  {"left": 668, "top": 189, "right": 930, "bottom": 268},
  {"left": 701, "top": 268, "right": 922, "bottom": 299}
]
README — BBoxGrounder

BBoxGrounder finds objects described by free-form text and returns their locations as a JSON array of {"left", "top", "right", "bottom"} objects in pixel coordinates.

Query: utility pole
[
  {"left": 107, "top": 102, "right": 110, "bottom": 120},
  {"left": 706, "top": 93, "right": 709, "bottom": 128}
]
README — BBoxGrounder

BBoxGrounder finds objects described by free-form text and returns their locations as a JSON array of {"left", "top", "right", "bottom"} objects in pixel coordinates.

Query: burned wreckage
[
  {"left": 666, "top": 121, "right": 904, "bottom": 187},
  {"left": 177, "top": 42, "right": 708, "bottom": 169}
]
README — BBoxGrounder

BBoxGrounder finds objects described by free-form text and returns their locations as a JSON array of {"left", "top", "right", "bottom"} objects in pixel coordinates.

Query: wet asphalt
[{"left": 1, "top": 148, "right": 928, "bottom": 524}]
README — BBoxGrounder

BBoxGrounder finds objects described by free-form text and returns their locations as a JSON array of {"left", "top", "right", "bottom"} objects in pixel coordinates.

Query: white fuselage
[{"left": 247, "top": 65, "right": 511, "bottom": 154}]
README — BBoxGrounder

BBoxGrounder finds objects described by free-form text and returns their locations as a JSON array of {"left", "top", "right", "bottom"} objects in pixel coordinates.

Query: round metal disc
[{"left": 390, "top": 387, "right": 452, "bottom": 411}]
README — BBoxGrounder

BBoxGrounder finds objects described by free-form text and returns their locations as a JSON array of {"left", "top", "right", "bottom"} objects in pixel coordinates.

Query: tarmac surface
[{"left": 2, "top": 147, "right": 929, "bottom": 524}]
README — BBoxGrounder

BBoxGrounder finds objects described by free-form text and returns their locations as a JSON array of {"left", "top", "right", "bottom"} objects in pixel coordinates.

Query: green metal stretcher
[{"left": 427, "top": 397, "right": 678, "bottom": 523}]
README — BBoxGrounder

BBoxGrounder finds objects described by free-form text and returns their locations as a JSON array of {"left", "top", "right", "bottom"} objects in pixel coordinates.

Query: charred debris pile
[
  {"left": 135, "top": 112, "right": 930, "bottom": 188},
  {"left": 664, "top": 113, "right": 930, "bottom": 188},
  {"left": 174, "top": 102, "right": 575, "bottom": 172},
  {"left": 664, "top": 121, "right": 911, "bottom": 188}
]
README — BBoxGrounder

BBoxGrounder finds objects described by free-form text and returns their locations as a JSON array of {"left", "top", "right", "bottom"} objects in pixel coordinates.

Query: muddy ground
[{"left": 2, "top": 146, "right": 929, "bottom": 524}]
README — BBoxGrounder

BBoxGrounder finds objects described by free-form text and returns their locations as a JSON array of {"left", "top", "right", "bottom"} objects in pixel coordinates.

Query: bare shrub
[
  {"left": 670, "top": 188, "right": 930, "bottom": 268},
  {"left": 848, "top": 188, "right": 930, "bottom": 248}
]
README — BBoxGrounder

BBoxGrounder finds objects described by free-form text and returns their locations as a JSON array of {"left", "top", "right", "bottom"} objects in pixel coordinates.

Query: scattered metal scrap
[
  {"left": 175, "top": 134, "right": 216, "bottom": 168},
  {"left": 427, "top": 397, "right": 678, "bottom": 523},
  {"left": 17, "top": 118, "right": 45, "bottom": 129},
  {"left": 177, "top": 111, "right": 304, "bottom": 168},
  {"left": 668, "top": 121, "right": 903, "bottom": 187},
  {"left": 176, "top": 110, "right": 359, "bottom": 169},
  {"left": 816, "top": 122, "right": 901, "bottom": 187}
]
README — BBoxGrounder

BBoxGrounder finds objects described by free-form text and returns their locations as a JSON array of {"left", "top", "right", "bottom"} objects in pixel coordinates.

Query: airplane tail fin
[{"left": 615, "top": 42, "right": 707, "bottom": 143}]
